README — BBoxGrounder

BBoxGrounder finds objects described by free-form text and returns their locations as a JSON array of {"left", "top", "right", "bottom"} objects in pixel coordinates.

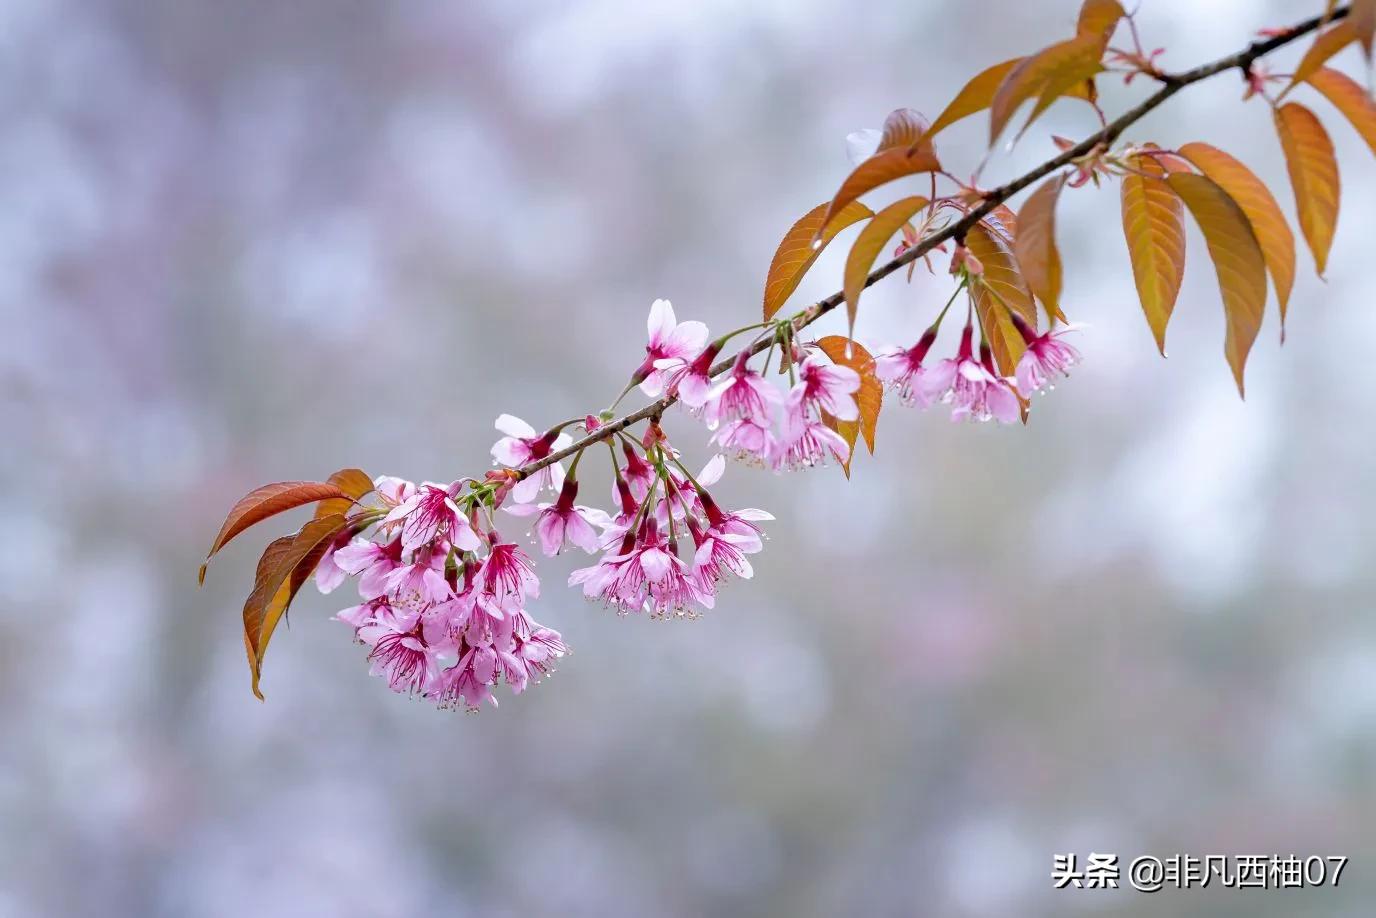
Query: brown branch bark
[{"left": 516, "top": 5, "right": 1348, "bottom": 479}]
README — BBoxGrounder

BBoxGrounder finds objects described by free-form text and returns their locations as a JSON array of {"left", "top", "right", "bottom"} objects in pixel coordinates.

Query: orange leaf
[
  {"left": 1178, "top": 143, "right": 1296, "bottom": 333},
  {"left": 1354, "top": 0, "right": 1376, "bottom": 56},
  {"left": 814, "top": 146, "right": 942, "bottom": 243},
  {"left": 923, "top": 58, "right": 1022, "bottom": 141},
  {"left": 1013, "top": 175, "right": 1068, "bottom": 324},
  {"left": 843, "top": 196, "right": 930, "bottom": 337},
  {"left": 1289, "top": 19, "right": 1360, "bottom": 88},
  {"left": 314, "top": 468, "right": 374, "bottom": 521},
  {"left": 878, "top": 108, "right": 934, "bottom": 155},
  {"left": 1077, "top": 0, "right": 1126, "bottom": 44},
  {"left": 1120, "top": 153, "right": 1186, "bottom": 354},
  {"left": 967, "top": 224, "right": 1036, "bottom": 376},
  {"left": 1167, "top": 173, "right": 1269, "bottom": 397},
  {"left": 815, "top": 336, "right": 882, "bottom": 471},
  {"left": 990, "top": 33, "right": 1104, "bottom": 144},
  {"left": 762, "top": 200, "right": 873, "bottom": 320},
  {"left": 1306, "top": 67, "right": 1376, "bottom": 158},
  {"left": 1274, "top": 102, "right": 1341, "bottom": 276},
  {"left": 242, "top": 513, "right": 352, "bottom": 700},
  {"left": 200, "top": 480, "right": 351, "bottom": 585}
]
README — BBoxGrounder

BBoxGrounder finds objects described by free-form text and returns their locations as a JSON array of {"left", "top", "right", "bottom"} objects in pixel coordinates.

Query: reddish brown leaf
[
  {"left": 762, "top": 200, "right": 873, "bottom": 320},
  {"left": 967, "top": 224, "right": 1036, "bottom": 376},
  {"left": 1354, "top": 0, "right": 1376, "bottom": 56},
  {"left": 814, "top": 147, "right": 942, "bottom": 243},
  {"left": 1274, "top": 102, "right": 1341, "bottom": 276},
  {"left": 815, "top": 336, "right": 882, "bottom": 474},
  {"left": 1121, "top": 153, "right": 1186, "bottom": 354},
  {"left": 990, "top": 33, "right": 1104, "bottom": 144},
  {"left": 1013, "top": 175, "right": 1068, "bottom": 324},
  {"left": 1306, "top": 67, "right": 1376, "bottom": 158},
  {"left": 878, "top": 108, "right": 934, "bottom": 155},
  {"left": 843, "top": 196, "right": 930, "bottom": 337},
  {"left": 1178, "top": 142, "right": 1296, "bottom": 331},
  {"left": 1167, "top": 173, "right": 1269, "bottom": 397},
  {"left": 242, "top": 513, "right": 352, "bottom": 700},
  {"left": 314, "top": 468, "right": 374, "bottom": 521},
  {"left": 200, "top": 480, "right": 351, "bottom": 585}
]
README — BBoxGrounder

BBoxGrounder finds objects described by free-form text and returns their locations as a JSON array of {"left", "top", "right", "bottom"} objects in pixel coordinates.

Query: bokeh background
[{"left": 3, "top": 0, "right": 1375, "bottom": 915}]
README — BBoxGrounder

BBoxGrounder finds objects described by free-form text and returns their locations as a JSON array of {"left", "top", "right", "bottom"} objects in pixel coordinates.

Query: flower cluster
[{"left": 316, "top": 475, "right": 565, "bottom": 711}]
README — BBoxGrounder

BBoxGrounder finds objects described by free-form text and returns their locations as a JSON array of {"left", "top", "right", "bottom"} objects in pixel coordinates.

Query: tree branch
[{"left": 515, "top": 5, "right": 1348, "bottom": 479}]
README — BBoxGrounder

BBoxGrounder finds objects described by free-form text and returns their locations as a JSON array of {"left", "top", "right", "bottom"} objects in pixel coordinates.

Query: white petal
[{"left": 494, "top": 413, "right": 535, "bottom": 438}]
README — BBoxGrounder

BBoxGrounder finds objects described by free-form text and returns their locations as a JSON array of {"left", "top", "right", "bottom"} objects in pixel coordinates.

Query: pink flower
[
  {"left": 788, "top": 356, "right": 860, "bottom": 422},
  {"left": 381, "top": 542, "right": 454, "bottom": 608},
  {"left": 433, "top": 643, "right": 498, "bottom": 711},
  {"left": 372, "top": 475, "right": 416, "bottom": 511},
  {"left": 384, "top": 481, "right": 480, "bottom": 552},
  {"left": 775, "top": 415, "right": 850, "bottom": 469},
  {"left": 480, "top": 538, "right": 540, "bottom": 606},
  {"left": 492, "top": 610, "right": 567, "bottom": 694},
  {"left": 358, "top": 615, "right": 442, "bottom": 696},
  {"left": 635, "top": 299, "right": 709, "bottom": 397},
  {"left": 505, "top": 479, "right": 611, "bottom": 556},
  {"left": 654, "top": 342, "right": 721, "bottom": 408},
  {"left": 491, "top": 414, "right": 574, "bottom": 504},
  {"left": 712, "top": 418, "right": 777, "bottom": 465},
  {"left": 313, "top": 529, "right": 353, "bottom": 594},
  {"left": 1015, "top": 326, "right": 1082, "bottom": 395},
  {"left": 923, "top": 325, "right": 1020, "bottom": 424},
  {"left": 703, "top": 353, "right": 782, "bottom": 429},
  {"left": 874, "top": 328, "right": 938, "bottom": 406},
  {"left": 619, "top": 441, "right": 656, "bottom": 500},
  {"left": 333, "top": 536, "right": 403, "bottom": 599}
]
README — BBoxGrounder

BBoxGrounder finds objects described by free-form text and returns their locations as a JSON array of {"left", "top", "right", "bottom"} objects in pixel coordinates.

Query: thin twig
[{"left": 515, "top": 5, "right": 1348, "bottom": 479}]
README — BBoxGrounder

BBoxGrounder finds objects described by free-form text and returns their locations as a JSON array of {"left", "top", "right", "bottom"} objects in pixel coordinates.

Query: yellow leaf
[
  {"left": 1289, "top": 19, "right": 1360, "bottom": 88},
  {"left": 814, "top": 146, "right": 942, "bottom": 244},
  {"left": 315, "top": 467, "right": 374, "bottom": 521},
  {"left": 1274, "top": 102, "right": 1341, "bottom": 276},
  {"left": 762, "top": 200, "right": 873, "bottom": 320},
  {"left": 967, "top": 224, "right": 1036, "bottom": 376},
  {"left": 816, "top": 336, "right": 882, "bottom": 469},
  {"left": 1306, "top": 67, "right": 1376, "bottom": 158},
  {"left": 1120, "top": 153, "right": 1186, "bottom": 354},
  {"left": 1013, "top": 175, "right": 1068, "bottom": 325},
  {"left": 1077, "top": 0, "right": 1126, "bottom": 44},
  {"left": 1167, "top": 173, "right": 1269, "bottom": 397},
  {"left": 842, "top": 196, "right": 930, "bottom": 337},
  {"left": 924, "top": 58, "right": 1022, "bottom": 141},
  {"left": 1178, "top": 143, "right": 1296, "bottom": 332},
  {"left": 990, "top": 33, "right": 1104, "bottom": 144}
]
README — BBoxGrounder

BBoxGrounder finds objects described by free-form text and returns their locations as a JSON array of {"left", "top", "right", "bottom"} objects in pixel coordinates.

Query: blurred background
[{"left": 3, "top": 0, "right": 1374, "bottom": 915}]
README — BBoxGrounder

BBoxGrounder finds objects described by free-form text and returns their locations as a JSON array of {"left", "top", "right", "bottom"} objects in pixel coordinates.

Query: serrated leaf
[
  {"left": 1121, "top": 153, "right": 1186, "bottom": 354},
  {"left": 200, "top": 480, "right": 351, "bottom": 585},
  {"left": 314, "top": 468, "right": 374, "bottom": 521},
  {"left": 1013, "top": 175, "right": 1068, "bottom": 324},
  {"left": 1178, "top": 143, "right": 1296, "bottom": 332},
  {"left": 815, "top": 336, "right": 882, "bottom": 474},
  {"left": 242, "top": 513, "right": 351, "bottom": 700},
  {"left": 1306, "top": 67, "right": 1376, "bottom": 158},
  {"left": 843, "top": 196, "right": 930, "bottom": 337},
  {"left": 967, "top": 224, "right": 1036, "bottom": 376},
  {"left": 1274, "top": 102, "right": 1341, "bottom": 276},
  {"left": 1289, "top": 19, "right": 1360, "bottom": 88},
  {"left": 1077, "top": 0, "right": 1126, "bottom": 44},
  {"left": 1167, "top": 172, "right": 1268, "bottom": 397},
  {"left": 814, "top": 147, "right": 942, "bottom": 243},
  {"left": 763, "top": 200, "right": 874, "bottom": 320},
  {"left": 990, "top": 34, "right": 1104, "bottom": 144}
]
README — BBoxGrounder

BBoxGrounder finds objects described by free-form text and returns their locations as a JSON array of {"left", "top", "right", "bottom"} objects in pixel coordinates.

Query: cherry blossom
[
  {"left": 491, "top": 414, "right": 573, "bottom": 503},
  {"left": 874, "top": 328, "right": 938, "bottom": 406},
  {"left": 634, "top": 298, "right": 709, "bottom": 397},
  {"left": 1016, "top": 325, "right": 1082, "bottom": 395},
  {"left": 505, "top": 479, "right": 610, "bottom": 556}
]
